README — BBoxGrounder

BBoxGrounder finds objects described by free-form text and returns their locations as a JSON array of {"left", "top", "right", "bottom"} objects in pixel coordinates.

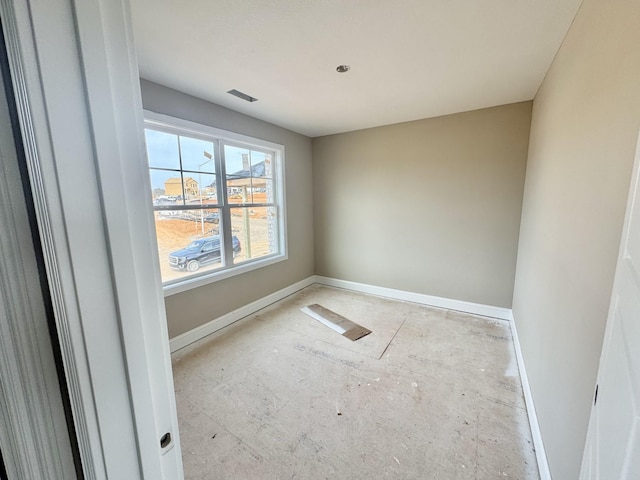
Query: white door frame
[
  {"left": 0, "top": 0, "right": 182, "bottom": 478},
  {"left": 0, "top": 37, "right": 77, "bottom": 480}
]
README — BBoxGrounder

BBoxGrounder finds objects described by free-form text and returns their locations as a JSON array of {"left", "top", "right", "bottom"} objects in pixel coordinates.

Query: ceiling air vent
[{"left": 227, "top": 89, "right": 258, "bottom": 102}]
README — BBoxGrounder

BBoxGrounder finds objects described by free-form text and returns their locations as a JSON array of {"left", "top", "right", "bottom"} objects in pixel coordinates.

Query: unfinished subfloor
[{"left": 172, "top": 285, "right": 539, "bottom": 479}]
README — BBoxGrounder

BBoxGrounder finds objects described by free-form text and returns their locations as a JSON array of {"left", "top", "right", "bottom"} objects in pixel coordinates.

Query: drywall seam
[
  {"left": 510, "top": 311, "right": 552, "bottom": 480},
  {"left": 169, "top": 276, "right": 315, "bottom": 352},
  {"left": 314, "top": 276, "right": 512, "bottom": 320}
]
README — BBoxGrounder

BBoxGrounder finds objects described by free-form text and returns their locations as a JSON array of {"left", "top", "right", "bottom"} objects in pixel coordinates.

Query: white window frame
[{"left": 144, "top": 111, "right": 288, "bottom": 297}]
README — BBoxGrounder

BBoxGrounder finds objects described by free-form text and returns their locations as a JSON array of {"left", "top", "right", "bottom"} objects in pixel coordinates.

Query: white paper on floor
[{"left": 300, "top": 304, "right": 372, "bottom": 341}]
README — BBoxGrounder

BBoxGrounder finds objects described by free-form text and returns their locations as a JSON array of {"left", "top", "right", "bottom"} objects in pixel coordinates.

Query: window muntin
[{"left": 143, "top": 116, "right": 285, "bottom": 290}]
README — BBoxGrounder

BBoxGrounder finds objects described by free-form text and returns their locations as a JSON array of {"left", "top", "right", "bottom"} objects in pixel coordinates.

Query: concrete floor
[{"left": 172, "top": 285, "right": 539, "bottom": 479}]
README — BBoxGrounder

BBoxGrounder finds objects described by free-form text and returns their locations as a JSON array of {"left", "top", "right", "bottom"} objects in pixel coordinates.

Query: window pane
[
  {"left": 224, "top": 146, "right": 274, "bottom": 204},
  {"left": 224, "top": 146, "right": 267, "bottom": 177},
  {"left": 146, "top": 129, "right": 180, "bottom": 170},
  {"left": 180, "top": 175, "right": 197, "bottom": 202},
  {"left": 184, "top": 173, "right": 218, "bottom": 206},
  {"left": 231, "top": 206, "right": 278, "bottom": 263},
  {"left": 180, "top": 136, "right": 215, "bottom": 173},
  {"left": 154, "top": 208, "right": 224, "bottom": 283},
  {"left": 226, "top": 176, "right": 252, "bottom": 204},
  {"left": 253, "top": 177, "right": 274, "bottom": 204},
  {"left": 252, "top": 152, "right": 272, "bottom": 179},
  {"left": 150, "top": 169, "right": 183, "bottom": 206},
  {"left": 224, "top": 145, "right": 249, "bottom": 175}
]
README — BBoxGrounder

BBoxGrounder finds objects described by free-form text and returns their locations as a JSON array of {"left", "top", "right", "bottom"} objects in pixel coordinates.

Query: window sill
[{"left": 162, "top": 252, "right": 288, "bottom": 297}]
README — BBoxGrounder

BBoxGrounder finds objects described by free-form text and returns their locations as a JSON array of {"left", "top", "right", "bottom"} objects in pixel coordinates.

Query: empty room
[{"left": 0, "top": 1, "right": 639, "bottom": 480}]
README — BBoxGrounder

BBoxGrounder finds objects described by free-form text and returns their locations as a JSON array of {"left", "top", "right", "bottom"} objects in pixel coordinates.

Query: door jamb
[{"left": 0, "top": 0, "right": 183, "bottom": 477}]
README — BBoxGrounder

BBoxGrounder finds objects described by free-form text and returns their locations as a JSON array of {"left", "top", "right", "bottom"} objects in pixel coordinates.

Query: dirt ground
[{"left": 154, "top": 205, "right": 274, "bottom": 283}]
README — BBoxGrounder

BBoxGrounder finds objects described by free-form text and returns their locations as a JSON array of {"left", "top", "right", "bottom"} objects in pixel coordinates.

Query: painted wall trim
[
  {"left": 510, "top": 311, "right": 552, "bottom": 480},
  {"left": 170, "top": 276, "right": 316, "bottom": 352},
  {"left": 314, "top": 276, "right": 512, "bottom": 320},
  {"left": 170, "top": 275, "right": 511, "bottom": 352}
]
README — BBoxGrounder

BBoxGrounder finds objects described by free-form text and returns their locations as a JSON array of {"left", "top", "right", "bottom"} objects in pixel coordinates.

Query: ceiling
[{"left": 130, "top": 0, "right": 582, "bottom": 138}]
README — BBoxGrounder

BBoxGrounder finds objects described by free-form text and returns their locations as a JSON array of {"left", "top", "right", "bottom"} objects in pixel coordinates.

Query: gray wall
[
  {"left": 511, "top": 0, "right": 640, "bottom": 478},
  {"left": 140, "top": 80, "right": 314, "bottom": 338},
  {"left": 312, "top": 102, "right": 531, "bottom": 308}
]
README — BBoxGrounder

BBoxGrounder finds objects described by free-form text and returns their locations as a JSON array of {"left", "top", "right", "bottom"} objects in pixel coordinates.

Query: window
[{"left": 143, "top": 112, "right": 286, "bottom": 293}]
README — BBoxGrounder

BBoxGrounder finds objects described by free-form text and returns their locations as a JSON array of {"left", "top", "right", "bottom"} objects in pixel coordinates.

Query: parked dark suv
[
  {"left": 168, "top": 235, "right": 241, "bottom": 272},
  {"left": 203, "top": 212, "right": 219, "bottom": 223}
]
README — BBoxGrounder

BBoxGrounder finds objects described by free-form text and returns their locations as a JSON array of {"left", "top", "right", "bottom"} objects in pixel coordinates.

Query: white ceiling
[{"left": 130, "top": 0, "right": 582, "bottom": 138}]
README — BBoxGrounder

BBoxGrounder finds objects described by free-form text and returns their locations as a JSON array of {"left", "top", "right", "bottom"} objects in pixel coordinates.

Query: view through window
[{"left": 144, "top": 117, "right": 284, "bottom": 287}]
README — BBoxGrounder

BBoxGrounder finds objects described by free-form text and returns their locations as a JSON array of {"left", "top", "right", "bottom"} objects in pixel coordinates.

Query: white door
[{"left": 580, "top": 131, "right": 640, "bottom": 479}]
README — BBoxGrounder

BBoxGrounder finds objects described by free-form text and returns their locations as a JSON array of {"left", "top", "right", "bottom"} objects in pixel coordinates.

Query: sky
[{"left": 145, "top": 129, "right": 268, "bottom": 191}]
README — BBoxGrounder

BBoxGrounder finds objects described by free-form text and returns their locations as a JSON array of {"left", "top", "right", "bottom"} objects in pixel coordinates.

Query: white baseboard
[
  {"left": 169, "top": 275, "right": 511, "bottom": 353},
  {"left": 169, "top": 276, "right": 315, "bottom": 352},
  {"left": 314, "top": 275, "right": 512, "bottom": 320},
  {"left": 509, "top": 311, "right": 551, "bottom": 480}
]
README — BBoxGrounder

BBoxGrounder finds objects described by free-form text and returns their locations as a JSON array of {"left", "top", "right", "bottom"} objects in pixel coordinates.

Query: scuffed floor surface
[{"left": 172, "top": 285, "right": 539, "bottom": 479}]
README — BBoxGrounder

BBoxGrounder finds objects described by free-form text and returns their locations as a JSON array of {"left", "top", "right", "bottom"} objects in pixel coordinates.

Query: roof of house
[
  {"left": 230, "top": 161, "right": 267, "bottom": 178},
  {"left": 165, "top": 176, "right": 197, "bottom": 184}
]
